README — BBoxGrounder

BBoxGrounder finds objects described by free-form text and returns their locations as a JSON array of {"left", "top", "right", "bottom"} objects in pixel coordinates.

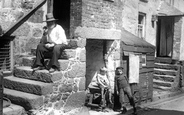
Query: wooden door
[{"left": 158, "top": 17, "right": 174, "bottom": 57}]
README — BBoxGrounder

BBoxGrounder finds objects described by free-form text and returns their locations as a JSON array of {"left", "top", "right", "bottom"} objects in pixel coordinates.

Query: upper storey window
[{"left": 138, "top": 12, "right": 146, "bottom": 39}]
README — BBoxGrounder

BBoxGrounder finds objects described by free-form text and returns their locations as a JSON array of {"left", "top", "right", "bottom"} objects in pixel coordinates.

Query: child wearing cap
[{"left": 115, "top": 67, "right": 137, "bottom": 114}]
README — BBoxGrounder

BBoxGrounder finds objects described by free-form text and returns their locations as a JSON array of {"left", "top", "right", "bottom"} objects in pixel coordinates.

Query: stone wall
[
  {"left": 122, "top": 0, "right": 138, "bottom": 34},
  {"left": 20, "top": 38, "right": 87, "bottom": 114},
  {"left": 82, "top": 0, "right": 123, "bottom": 30},
  {"left": 42, "top": 46, "right": 87, "bottom": 114},
  {"left": 173, "top": 17, "right": 182, "bottom": 60},
  {"left": 122, "top": 0, "right": 159, "bottom": 45},
  {"left": 173, "top": 0, "right": 184, "bottom": 61},
  {"left": 70, "top": 0, "right": 82, "bottom": 38},
  {"left": 0, "top": 0, "right": 47, "bottom": 65}
]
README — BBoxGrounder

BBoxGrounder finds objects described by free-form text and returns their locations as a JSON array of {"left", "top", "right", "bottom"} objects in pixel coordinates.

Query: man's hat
[{"left": 43, "top": 13, "right": 57, "bottom": 22}]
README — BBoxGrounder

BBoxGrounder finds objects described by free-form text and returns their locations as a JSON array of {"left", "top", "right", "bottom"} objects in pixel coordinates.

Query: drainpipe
[{"left": 0, "top": 71, "right": 3, "bottom": 115}]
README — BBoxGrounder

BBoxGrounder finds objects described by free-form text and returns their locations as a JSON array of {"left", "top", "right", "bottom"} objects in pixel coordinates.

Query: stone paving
[{"left": 3, "top": 88, "right": 184, "bottom": 115}]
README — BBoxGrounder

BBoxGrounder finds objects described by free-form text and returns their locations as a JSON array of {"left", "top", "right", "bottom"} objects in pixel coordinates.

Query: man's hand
[{"left": 45, "top": 43, "right": 54, "bottom": 48}]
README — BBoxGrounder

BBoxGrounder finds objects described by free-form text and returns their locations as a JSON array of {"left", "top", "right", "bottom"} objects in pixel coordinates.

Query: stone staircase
[
  {"left": 153, "top": 58, "right": 181, "bottom": 91},
  {"left": 3, "top": 39, "right": 87, "bottom": 114},
  {"left": 3, "top": 58, "right": 61, "bottom": 111}
]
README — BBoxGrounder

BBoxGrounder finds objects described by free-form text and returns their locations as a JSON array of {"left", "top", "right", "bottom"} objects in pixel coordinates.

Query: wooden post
[
  {"left": 10, "top": 41, "right": 14, "bottom": 71},
  {"left": 0, "top": 71, "right": 3, "bottom": 115},
  {"left": 47, "top": 0, "right": 53, "bottom": 13}
]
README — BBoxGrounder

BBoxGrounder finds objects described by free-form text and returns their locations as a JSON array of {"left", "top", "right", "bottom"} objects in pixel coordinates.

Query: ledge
[{"left": 74, "top": 26, "right": 121, "bottom": 40}]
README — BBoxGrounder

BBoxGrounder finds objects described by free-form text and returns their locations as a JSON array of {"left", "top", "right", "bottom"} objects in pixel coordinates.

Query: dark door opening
[
  {"left": 156, "top": 17, "right": 174, "bottom": 57},
  {"left": 53, "top": 0, "right": 70, "bottom": 38}
]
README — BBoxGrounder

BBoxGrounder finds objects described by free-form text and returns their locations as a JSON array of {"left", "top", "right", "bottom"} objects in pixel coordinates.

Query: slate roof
[
  {"left": 121, "top": 29, "right": 155, "bottom": 49},
  {"left": 157, "top": 1, "right": 184, "bottom": 16}
]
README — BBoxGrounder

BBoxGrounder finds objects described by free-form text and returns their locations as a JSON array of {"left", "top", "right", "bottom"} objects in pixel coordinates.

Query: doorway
[
  {"left": 156, "top": 17, "right": 174, "bottom": 57},
  {"left": 85, "top": 39, "right": 114, "bottom": 88},
  {"left": 52, "top": 0, "right": 70, "bottom": 38}
]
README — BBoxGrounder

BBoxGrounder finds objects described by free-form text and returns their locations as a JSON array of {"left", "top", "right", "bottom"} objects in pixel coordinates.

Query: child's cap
[
  {"left": 116, "top": 67, "right": 124, "bottom": 70},
  {"left": 100, "top": 67, "right": 107, "bottom": 72}
]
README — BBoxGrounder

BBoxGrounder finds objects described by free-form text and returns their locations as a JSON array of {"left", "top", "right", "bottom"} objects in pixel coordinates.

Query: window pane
[{"left": 138, "top": 15, "right": 143, "bottom": 24}]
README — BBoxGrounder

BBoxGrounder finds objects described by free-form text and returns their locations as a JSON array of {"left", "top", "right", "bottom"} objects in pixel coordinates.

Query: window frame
[{"left": 138, "top": 12, "right": 146, "bottom": 40}]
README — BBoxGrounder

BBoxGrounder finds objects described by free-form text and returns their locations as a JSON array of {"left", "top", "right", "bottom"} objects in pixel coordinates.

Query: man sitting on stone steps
[{"left": 32, "top": 13, "right": 68, "bottom": 73}]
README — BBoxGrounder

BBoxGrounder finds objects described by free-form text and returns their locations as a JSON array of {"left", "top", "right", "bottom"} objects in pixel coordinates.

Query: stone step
[
  {"left": 21, "top": 56, "right": 35, "bottom": 67},
  {"left": 153, "top": 79, "right": 173, "bottom": 87},
  {"left": 4, "top": 76, "right": 53, "bottom": 95},
  {"left": 3, "top": 103, "right": 26, "bottom": 115},
  {"left": 3, "top": 88, "right": 43, "bottom": 111},
  {"left": 153, "top": 84, "right": 172, "bottom": 91},
  {"left": 155, "top": 57, "right": 172, "bottom": 64},
  {"left": 153, "top": 74, "right": 175, "bottom": 82},
  {"left": 154, "top": 68, "right": 178, "bottom": 76},
  {"left": 22, "top": 56, "right": 70, "bottom": 71},
  {"left": 13, "top": 66, "right": 63, "bottom": 83},
  {"left": 3, "top": 71, "right": 12, "bottom": 77},
  {"left": 30, "top": 38, "right": 81, "bottom": 56},
  {"left": 154, "top": 63, "right": 179, "bottom": 71}
]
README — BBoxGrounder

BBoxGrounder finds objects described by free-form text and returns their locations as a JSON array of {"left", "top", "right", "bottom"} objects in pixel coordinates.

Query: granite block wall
[
  {"left": 82, "top": 0, "right": 123, "bottom": 30},
  {"left": 0, "top": 0, "right": 47, "bottom": 65},
  {"left": 173, "top": 17, "right": 182, "bottom": 60}
]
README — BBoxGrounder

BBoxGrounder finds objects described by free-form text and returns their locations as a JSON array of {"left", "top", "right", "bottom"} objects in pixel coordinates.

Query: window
[
  {"left": 141, "top": 55, "right": 146, "bottom": 66},
  {"left": 138, "top": 12, "right": 146, "bottom": 39}
]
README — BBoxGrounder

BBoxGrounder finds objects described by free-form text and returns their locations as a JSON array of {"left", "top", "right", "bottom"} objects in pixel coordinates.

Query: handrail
[{"left": 1, "top": 0, "right": 46, "bottom": 38}]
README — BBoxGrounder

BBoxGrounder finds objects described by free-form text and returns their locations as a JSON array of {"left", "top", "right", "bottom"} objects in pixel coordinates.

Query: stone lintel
[{"left": 75, "top": 26, "right": 121, "bottom": 40}]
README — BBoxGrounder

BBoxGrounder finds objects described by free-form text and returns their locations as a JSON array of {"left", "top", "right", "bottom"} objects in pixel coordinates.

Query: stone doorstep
[
  {"left": 153, "top": 74, "right": 175, "bottom": 82},
  {"left": 154, "top": 69, "right": 178, "bottom": 76},
  {"left": 153, "top": 85, "right": 172, "bottom": 91},
  {"left": 14, "top": 66, "right": 63, "bottom": 83},
  {"left": 4, "top": 76, "right": 53, "bottom": 95},
  {"left": 4, "top": 88, "right": 44, "bottom": 111},
  {"left": 154, "top": 63, "right": 179, "bottom": 70},
  {"left": 153, "top": 79, "right": 172, "bottom": 87},
  {"left": 3, "top": 103, "right": 26, "bottom": 115}
]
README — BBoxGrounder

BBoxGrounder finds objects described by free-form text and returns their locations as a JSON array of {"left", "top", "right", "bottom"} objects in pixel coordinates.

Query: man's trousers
[{"left": 33, "top": 43, "right": 66, "bottom": 69}]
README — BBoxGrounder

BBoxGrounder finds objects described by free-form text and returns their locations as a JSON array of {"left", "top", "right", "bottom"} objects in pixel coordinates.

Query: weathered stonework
[
  {"left": 17, "top": 43, "right": 87, "bottom": 113},
  {"left": 67, "top": 62, "right": 86, "bottom": 78},
  {"left": 173, "top": 17, "right": 182, "bottom": 60}
]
